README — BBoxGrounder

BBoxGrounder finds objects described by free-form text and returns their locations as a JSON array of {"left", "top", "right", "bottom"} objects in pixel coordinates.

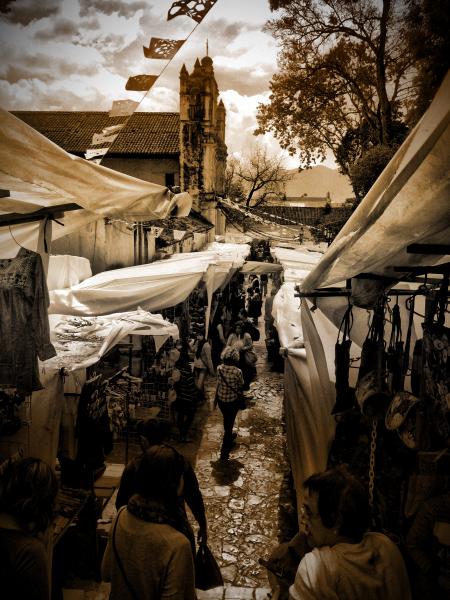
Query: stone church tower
[{"left": 179, "top": 56, "right": 227, "bottom": 234}]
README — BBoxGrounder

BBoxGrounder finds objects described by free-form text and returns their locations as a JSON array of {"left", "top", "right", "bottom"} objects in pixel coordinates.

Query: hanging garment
[{"left": 0, "top": 248, "right": 56, "bottom": 395}]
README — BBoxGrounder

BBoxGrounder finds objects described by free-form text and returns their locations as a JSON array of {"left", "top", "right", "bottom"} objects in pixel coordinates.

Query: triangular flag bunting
[
  {"left": 109, "top": 100, "right": 139, "bottom": 117},
  {"left": 173, "top": 229, "right": 186, "bottom": 241},
  {"left": 125, "top": 74, "right": 158, "bottom": 91},
  {"left": 92, "top": 132, "right": 118, "bottom": 145},
  {"left": 85, "top": 147, "right": 109, "bottom": 160},
  {"left": 144, "top": 37, "right": 184, "bottom": 59},
  {"left": 150, "top": 226, "right": 164, "bottom": 237},
  {"left": 102, "top": 124, "right": 124, "bottom": 135},
  {"left": 167, "top": 0, "right": 217, "bottom": 23}
]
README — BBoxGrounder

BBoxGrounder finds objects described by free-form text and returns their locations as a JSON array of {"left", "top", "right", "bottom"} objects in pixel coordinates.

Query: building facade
[{"left": 13, "top": 56, "right": 227, "bottom": 272}]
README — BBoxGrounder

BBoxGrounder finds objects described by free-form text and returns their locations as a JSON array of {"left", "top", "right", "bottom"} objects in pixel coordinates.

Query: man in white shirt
[{"left": 289, "top": 466, "right": 411, "bottom": 600}]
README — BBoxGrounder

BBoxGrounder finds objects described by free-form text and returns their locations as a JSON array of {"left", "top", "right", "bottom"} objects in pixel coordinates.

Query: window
[{"left": 165, "top": 173, "right": 175, "bottom": 187}]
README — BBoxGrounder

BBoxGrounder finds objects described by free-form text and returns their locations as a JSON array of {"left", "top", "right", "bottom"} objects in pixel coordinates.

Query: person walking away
[
  {"left": 227, "top": 321, "right": 256, "bottom": 391},
  {"left": 264, "top": 287, "right": 277, "bottom": 339},
  {"left": 0, "top": 457, "right": 58, "bottom": 600},
  {"left": 249, "top": 286, "right": 262, "bottom": 325},
  {"left": 288, "top": 465, "right": 411, "bottom": 600},
  {"left": 215, "top": 347, "right": 244, "bottom": 461},
  {"left": 102, "top": 445, "right": 196, "bottom": 599},
  {"left": 260, "top": 273, "right": 268, "bottom": 296},
  {"left": 210, "top": 308, "right": 227, "bottom": 368},
  {"left": 116, "top": 418, "right": 207, "bottom": 554},
  {"left": 192, "top": 334, "right": 215, "bottom": 401},
  {"left": 173, "top": 353, "right": 198, "bottom": 442}
]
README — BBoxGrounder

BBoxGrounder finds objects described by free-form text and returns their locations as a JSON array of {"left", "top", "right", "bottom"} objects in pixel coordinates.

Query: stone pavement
[
  {"left": 62, "top": 319, "right": 292, "bottom": 599},
  {"left": 182, "top": 325, "right": 291, "bottom": 598}
]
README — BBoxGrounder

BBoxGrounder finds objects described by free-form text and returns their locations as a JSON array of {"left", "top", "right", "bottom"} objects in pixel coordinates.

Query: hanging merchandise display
[
  {"left": 331, "top": 303, "right": 355, "bottom": 415},
  {"left": 0, "top": 247, "right": 56, "bottom": 395},
  {"left": 355, "top": 300, "right": 391, "bottom": 420},
  {"left": 385, "top": 296, "right": 422, "bottom": 450},
  {"left": 422, "top": 275, "right": 450, "bottom": 447}
]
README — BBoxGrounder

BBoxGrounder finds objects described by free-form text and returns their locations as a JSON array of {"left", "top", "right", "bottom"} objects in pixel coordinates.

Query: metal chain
[{"left": 368, "top": 419, "right": 378, "bottom": 510}]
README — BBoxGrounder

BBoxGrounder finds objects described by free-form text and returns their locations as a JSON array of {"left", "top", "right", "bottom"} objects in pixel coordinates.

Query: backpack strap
[{"left": 112, "top": 507, "right": 140, "bottom": 600}]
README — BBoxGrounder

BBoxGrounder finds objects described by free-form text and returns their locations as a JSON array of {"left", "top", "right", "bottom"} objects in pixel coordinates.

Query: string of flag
[
  {"left": 84, "top": 0, "right": 219, "bottom": 165},
  {"left": 218, "top": 200, "right": 304, "bottom": 242},
  {"left": 218, "top": 198, "right": 313, "bottom": 234}
]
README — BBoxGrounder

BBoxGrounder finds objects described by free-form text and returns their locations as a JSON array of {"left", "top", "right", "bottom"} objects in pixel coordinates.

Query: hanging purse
[
  {"left": 355, "top": 301, "right": 391, "bottom": 420},
  {"left": 387, "top": 303, "right": 404, "bottom": 394},
  {"left": 194, "top": 542, "right": 224, "bottom": 590},
  {"left": 385, "top": 295, "right": 422, "bottom": 449},
  {"left": 331, "top": 304, "right": 355, "bottom": 415}
]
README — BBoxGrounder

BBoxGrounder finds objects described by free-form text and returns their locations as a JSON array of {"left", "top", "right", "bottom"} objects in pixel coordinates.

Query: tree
[
  {"left": 403, "top": 0, "right": 450, "bottom": 125},
  {"left": 225, "top": 144, "right": 292, "bottom": 208},
  {"left": 256, "top": 1, "right": 416, "bottom": 180}
]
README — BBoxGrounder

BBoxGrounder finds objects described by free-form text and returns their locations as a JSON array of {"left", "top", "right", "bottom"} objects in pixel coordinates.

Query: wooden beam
[
  {"left": 407, "top": 243, "right": 450, "bottom": 255},
  {"left": 0, "top": 203, "right": 82, "bottom": 226},
  {"left": 393, "top": 262, "right": 450, "bottom": 275}
]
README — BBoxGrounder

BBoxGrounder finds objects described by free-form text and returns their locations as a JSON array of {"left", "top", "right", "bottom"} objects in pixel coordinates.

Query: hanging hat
[
  {"left": 355, "top": 370, "right": 391, "bottom": 420},
  {"left": 385, "top": 390, "right": 421, "bottom": 431}
]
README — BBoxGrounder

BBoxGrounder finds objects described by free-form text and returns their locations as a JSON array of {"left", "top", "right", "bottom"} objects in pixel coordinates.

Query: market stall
[{"left": 272, "top": 73, "right": 450, "bottom": 565}]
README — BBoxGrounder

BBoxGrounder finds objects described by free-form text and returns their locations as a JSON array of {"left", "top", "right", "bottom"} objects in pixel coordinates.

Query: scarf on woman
[{"left": 127, "top": 494, "right": 194, "bottom": 552}]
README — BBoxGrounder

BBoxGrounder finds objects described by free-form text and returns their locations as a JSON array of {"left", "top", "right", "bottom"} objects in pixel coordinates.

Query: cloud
[
  {"left": 79, "top": 0, "right": 147, "bottom": 19},
  {"left": 34, "top": 18, "right": 78, "bottom": 41},
  {"left": 80, "top": 16, "right": 101, "bottom": 31},
  {"left": 0, "top": 0, "right": 60, "bottom": 25},
  {"left": 0, "top": 53, "right": 99, "bottom": 84},
  {"left": 0, "top": 78, "right": 109, "bottom": 110}
]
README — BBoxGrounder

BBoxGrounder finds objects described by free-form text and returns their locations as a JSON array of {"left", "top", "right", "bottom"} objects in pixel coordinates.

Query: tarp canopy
[
  {"left": 46, "top": 309, "right": 178, "bottom": 372},
  {"left": 271, "top": 258, "right": 335, "bottom": 522},
  {"left": 240, "top": 261, "right": 283, "bottom": 274},
  {"left": 301, "top": 71, "right": 450, "bottom": 292},
  {"left": 49, "top": 244, "right": 251, "bottom": 317},
  {"left": 0, "top": 109, "right": 192, "bottom": 253}
]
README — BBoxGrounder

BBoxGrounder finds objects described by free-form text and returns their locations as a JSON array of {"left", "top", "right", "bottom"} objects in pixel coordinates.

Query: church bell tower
[{"left": 179, "top": 56, "right": 227, "bottom": 231}]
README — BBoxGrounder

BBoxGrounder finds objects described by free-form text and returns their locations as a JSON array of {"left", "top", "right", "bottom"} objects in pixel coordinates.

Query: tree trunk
[{"left": 376, "top": 0, "right": 393, "bottom": 144}]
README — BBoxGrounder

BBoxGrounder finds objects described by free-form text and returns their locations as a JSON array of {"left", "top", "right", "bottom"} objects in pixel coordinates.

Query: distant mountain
[{"left": 283, "top": 165, "right": 354, "bottom": 205}]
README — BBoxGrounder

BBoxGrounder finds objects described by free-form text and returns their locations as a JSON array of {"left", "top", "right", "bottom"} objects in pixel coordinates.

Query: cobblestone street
[{"left": 181, "top": 328, "right": 292, "bottom": 597}]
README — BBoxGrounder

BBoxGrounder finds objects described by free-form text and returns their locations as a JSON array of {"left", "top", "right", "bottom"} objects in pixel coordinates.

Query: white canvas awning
[
  {"left": 301, "top": 72, "right": 450, "bottom": 291},
  {"left": 0, "top": 109, "right": 192, "bottom": 252},
  {"left": 48, "top": 245, "right": 251, "bottom": 317}
]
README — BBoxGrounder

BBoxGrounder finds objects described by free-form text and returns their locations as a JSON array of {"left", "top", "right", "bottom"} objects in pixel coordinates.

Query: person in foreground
[
  {"left": 289, "top": 465, "right": 411, "bottom": 600},
  {"left": 0, "top": 457, "right": 58, "bottom": 600},
  {"left": 115, "top": 417, "right": 207, "bottom": 554},
  {"left": 102, "top": 445, "right": 196, "bottom": 599}
]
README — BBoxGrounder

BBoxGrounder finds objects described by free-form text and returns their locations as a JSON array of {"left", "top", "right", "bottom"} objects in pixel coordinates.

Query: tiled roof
[
  {"left": 11, "top": 111, "right": 180, "bottom": 155},
  {"left": 252, "top": 205, "right": 353, "bottom": 227},
  {"left": 148, "top": 209, "right": 214, "bottom": 233}
]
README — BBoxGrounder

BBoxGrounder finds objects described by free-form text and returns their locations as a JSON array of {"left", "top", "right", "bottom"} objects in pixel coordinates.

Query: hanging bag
[
  {"left": 194, "top": 542, "right": 224, "bottom": 590},
  {"left": 385, "top": 296, "right": 422, "bottom": 449},
  {"left": 355, "top": 301, "right": 391, "bottom": 419},
  {"left": 332, "top": 304, "right": 355, "bottom": 415},
  {"left": 387, "top": 303, "right": 404, "bottom": 394},
  {"left": 422, "top": 274, "right": 450, "bottom": 446}
]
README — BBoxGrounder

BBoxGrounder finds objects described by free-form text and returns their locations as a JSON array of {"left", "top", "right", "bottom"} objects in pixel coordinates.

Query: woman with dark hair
[
  {"left": 192, "top": 333, "right": 215, "bottom": 399},
  {"left": 227, "top": 321, "right": 257, "bottom": 391},
  {"left": 102, "top": 445, "right": 196, "bottom": 599},
  {"left": 210, "top": 306, "right": 227, "bottom": 368},
  {"left": 173, "top": 352, "right": 198, "bottom": 442},
  {"left": 0, "top": 457, "right": 58, "bottom": 600},
  {"left": 289, "top": 466, "right": 411, "bottom": 600}
]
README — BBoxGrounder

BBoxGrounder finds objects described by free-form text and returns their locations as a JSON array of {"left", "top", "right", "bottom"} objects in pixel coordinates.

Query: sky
[{"left": 0, "top": 0, "right": 334, "bottom": 169}]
